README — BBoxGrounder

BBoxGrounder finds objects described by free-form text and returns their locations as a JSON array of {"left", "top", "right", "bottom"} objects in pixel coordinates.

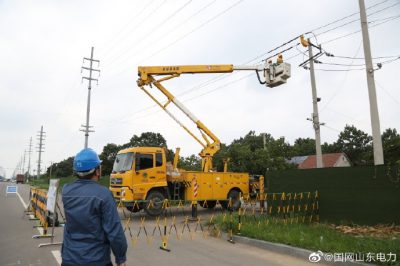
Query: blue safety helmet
[{"left": 73, "top": 148, "right": 102, "bottom": 173}]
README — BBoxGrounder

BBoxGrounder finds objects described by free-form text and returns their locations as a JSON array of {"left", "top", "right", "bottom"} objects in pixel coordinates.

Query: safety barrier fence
[
  {"left": 27, "top": 187, "right": 64, "bottom": 241},
  {"left": 117, "top": 191, "right": 319, "bottom": 251},
  {"left": 24, "top": 188, "right": 318, "bottom": 251}
]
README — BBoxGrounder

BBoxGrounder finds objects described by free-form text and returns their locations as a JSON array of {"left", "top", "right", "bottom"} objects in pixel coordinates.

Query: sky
[{"left": 0, "top": 0, "right": 399, "bottom": 178}]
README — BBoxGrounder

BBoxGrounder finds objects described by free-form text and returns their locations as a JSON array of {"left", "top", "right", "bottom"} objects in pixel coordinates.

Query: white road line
[
  {"left": 51, "top": 250, "right": 62, "bottom": 265},
  {"left": 15, "top": 188, "right": 61, "bottom": 265},
  {"left": 16, "top": 192, "right": 28, "bottom": 209}
]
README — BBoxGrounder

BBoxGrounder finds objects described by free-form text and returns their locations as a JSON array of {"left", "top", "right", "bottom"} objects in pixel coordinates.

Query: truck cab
[{"left": 109, "top": 147, "right": 168, "bottom": 214}]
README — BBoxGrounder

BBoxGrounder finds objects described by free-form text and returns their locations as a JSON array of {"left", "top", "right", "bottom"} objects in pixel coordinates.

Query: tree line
[{"left": 47, "top": 125, "right": 400, "bottom": 177}]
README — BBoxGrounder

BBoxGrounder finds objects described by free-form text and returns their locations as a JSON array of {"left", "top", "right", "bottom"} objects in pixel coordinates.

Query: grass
[
  {"left": 29, "top": 175, "right": 110, "bottom": 190},
  {"left": 216, "top": 216, "right": 400, "bottom": 265}
]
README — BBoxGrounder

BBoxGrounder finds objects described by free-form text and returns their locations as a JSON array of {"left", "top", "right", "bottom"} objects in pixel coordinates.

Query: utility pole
[
  {"left": 27, "top": 137, "right": 32, "bottom": 182},
  {"left": 307, "top": 38, "right": 324, "bottom": 168},
  {"left": 359, "top": 0, "right": 384, "bottom": 165},
  {"left": 22, "top": 150, "right": 26, "bottom": 175},
  {"left": 36, "top": 126, "right": 46, "bottom": 180},
  {"left": 48, "top": 161, "right": 53, "bottom": 184},
  {"left": 80, "top": 47, "right": 100, "bottom": 149},
  {"left": 263, "top": 133, "right": 266, "bottom": 150}
]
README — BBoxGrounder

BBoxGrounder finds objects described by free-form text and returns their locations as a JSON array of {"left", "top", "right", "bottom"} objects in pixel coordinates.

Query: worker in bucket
[{"left": 61, "top": 148, "right": 127, "bottom": 266}]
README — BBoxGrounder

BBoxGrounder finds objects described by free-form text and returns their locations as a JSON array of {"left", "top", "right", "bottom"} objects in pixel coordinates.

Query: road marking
[
  {"left": 51, "top": 250, "right": 62, "bottom": 265},
  {"left": 16, "top": 191, "right": 28, "bottom": 209}
]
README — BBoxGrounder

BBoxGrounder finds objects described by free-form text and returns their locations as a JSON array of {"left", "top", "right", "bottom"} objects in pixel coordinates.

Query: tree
[
  {"left": 178, "top": 154, "right": 201, "bottom": 171},
  {"left": 216, "top": 131, "right": 293, "bottom": 174},
  {"left": 99, "top": 143, "right": 121, "bottom": 176},
  {"left": 47, "top": 157, "right": 74, "bottom": 178},
  {"left": 292, "top": 138, "right": 316, "bottom": 156},
  {"left": 322, "top": 141, "right": 341, "bottom": 154},
  {"left": 336, "top": 125, "right": 372, "bottom": 165},
  {"left": 382, "top": 128, "right": 400, "bottom": 165},
  {"left": 122, "top": 132, "right": 168, "bottom": 148}
]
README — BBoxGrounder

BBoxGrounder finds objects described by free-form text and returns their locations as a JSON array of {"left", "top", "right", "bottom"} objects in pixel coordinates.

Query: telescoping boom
[{"left": 137, "top": 58, "right": 291, "bottom": 172}]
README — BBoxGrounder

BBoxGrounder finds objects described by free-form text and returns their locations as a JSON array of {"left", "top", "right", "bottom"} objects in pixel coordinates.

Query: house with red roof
[{"left": 289, "top": 153, "right": 352, "bottom": 169}]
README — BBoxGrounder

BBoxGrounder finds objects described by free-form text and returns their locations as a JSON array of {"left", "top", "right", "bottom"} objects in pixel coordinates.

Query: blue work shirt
[{"left": 61, "top": 179, "right": 127, "bottom": 266}]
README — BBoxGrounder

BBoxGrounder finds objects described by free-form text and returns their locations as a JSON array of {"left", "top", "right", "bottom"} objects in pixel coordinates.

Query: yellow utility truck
[{"left": 110, "top": 58, "right": 291, "bottom": 216}]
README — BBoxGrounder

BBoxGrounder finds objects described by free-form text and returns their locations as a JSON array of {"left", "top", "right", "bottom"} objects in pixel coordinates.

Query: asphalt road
[
  {"left": 0, "top": 182, "right": 60, "bottom": 266},
  {"left": 0, "top": 182, "right": 321, "bottom": 266}
]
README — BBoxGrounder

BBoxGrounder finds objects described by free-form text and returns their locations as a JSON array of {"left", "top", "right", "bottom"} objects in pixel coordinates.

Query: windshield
[{"left": 112, "top": 152, "right": 134, "bottom": 173}]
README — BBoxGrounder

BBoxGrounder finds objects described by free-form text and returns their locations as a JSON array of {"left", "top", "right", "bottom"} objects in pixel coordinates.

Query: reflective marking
[{"left": 51, "top": 250, "right": 62, "bottom": 265}]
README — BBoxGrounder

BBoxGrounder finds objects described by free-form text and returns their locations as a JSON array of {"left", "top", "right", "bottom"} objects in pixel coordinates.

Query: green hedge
[{"left": 266, "top": 165, "right": 400, "bottom": 225}]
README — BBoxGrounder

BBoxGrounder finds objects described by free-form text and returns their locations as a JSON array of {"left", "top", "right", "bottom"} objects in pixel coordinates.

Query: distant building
[{"left": 290, "top": 153, "right": 352, "bottom": 169}]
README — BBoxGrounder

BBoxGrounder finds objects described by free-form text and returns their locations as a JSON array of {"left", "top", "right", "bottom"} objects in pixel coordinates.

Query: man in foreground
[{"left": 61, "top": 148, "right": 127, "bottom": 266}]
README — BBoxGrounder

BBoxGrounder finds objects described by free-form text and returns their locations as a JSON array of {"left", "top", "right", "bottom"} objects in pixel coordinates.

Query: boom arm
[{"left": 137, "top": 60, "right": 291, "bottom": 172}]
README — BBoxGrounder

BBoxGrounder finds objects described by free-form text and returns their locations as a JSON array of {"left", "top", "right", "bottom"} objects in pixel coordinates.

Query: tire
[
  {"left": 221, "top": 190, "right": 241, "bottom": 211},
  {"left": 126, "top": 204, "right": 142, "bottom": 213},
  {"left": 199, "top": 200, "right": 216, "bottom": 209},
  {"left": 144, "top": 190, "right": 165, "bottom": 217}
]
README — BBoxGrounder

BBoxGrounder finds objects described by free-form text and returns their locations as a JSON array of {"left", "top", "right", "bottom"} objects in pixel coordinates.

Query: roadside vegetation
[
  {"left": 216, "top": 216, "right": 400, "bottom": 265},
  {"left": 29, "top": 175, "right": 110, "bottom": 190},
  {"left": 46, "top": 127, "right": 400, "bottom": 179}
]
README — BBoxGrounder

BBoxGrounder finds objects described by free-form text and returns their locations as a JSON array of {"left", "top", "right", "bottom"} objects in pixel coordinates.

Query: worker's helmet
[{"left": 73, "top": 148, "right": 101, "bottom": 174}]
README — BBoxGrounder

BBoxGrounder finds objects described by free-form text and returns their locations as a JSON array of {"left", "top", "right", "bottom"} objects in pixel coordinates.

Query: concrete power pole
[
  {"left": 307, "top": 39, "right": 324, "bottom": 168},
  {"left": 80, "top": 47, "right": 100, "bottom": 149},
  {"left": 36, "top": 126, "right": 46, "bottom": 179},
  {"left": 27, "top": 137, "right": 32, "bottom": 182},
  {"left": 359, "top": 0, "right": 384, "bottom": 165},
  {"left": 22, "top": 150, "right": 26, "bottom": 175}
]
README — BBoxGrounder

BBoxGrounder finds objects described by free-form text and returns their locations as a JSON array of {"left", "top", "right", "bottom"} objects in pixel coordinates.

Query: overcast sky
[{"left": 1, "top": 0, "right": 399, "bottom": 177}]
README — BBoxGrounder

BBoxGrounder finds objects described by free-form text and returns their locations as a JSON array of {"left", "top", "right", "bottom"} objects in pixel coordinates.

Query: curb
[{"left": 219, "top": 232, "right": 370, "bottom": 266}]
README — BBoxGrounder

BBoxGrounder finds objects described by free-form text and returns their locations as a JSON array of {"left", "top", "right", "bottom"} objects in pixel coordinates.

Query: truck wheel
[
  {"left": 126, "top": 205, "right": 142, "bottom": 213},
  {"left": 199, "top": 200, "right": 216, "bottom": 209},
  {"left": 144, "top": 190, "right": 165, "bottom": 217},
  {"left": 222, "top": 190, "right": 241, "bottom": 211}
]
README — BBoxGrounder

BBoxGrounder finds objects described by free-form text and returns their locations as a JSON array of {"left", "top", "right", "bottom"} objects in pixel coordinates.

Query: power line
[
  {"left": 320, "top": 40, "right": 363, "bottom": 114},
  {"left": 369, "top": 14, "right": 400, "bottom": 23},
  {"left": 310, "top": 0, "right": 392, "bottom": 33},
  {"left": 101, "top": 0, "right": 244, "bottom": 84},
  {"left": 321, "top": 12, "right": 400, "bottom": 44},
  {"left": 96, "top": 0, "right": 154, "bottom": 58},
  {"left": 137, "top": 0, "right": 243, "bottom": 64},
  {"left": 101, "top": 0, "right": 216, "bottom": 71},
  {"left": 98, "top": 32, "right": 308, "bottom": 127},
  {"left": 245, "top": 35, "right": 302, "bottom": 64},
  {"left": 102, "top": 0, "right": 192, "bottom": 69},
  {"left": 325, "top": 54, "right": 400, "bottom": 60},
  {"left": 100, "top": 0, "right": 167, "bottom": 63},
  {"left": 314, "top": 1, "right": 399, "bottom": 37},
  {"left": 321, "top": 124, "right": 341, "bottom": 133},
  {"left": 376, "top": 80, "right": 400, "bottom": 106},
  {"left": 313, "top": 68, "right": 366, "bottom": 72}
]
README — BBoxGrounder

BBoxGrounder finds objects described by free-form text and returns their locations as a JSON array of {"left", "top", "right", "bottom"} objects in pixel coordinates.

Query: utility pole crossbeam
[
  {"left": 359, "top": 0, "right": 384, "bottom": 165},
  {"left": 80, "top": 47, "right": 100, "bottom": 149},
  {"left": 36, "top": 126, "right": 46, "bottom": 180}
]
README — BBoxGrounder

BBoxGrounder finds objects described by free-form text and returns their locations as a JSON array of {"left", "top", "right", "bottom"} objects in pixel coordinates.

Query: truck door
[{"left": 134, "top": 153, "right": 166, "bottom": 196}]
